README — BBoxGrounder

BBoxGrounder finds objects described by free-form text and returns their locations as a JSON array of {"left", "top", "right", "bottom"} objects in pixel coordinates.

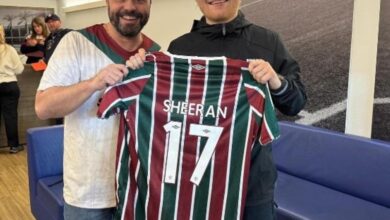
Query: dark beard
[{"left": 109, "top": 8, "right": 149, "bottom": 37}]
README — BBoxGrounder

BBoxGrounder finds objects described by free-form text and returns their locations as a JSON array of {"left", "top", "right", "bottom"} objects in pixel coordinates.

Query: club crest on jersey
[{"left": 163, "top": 100, "right": 227, "bottom": 119}]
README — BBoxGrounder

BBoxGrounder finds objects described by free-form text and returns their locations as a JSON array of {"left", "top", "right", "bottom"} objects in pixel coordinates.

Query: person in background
[
  {"left": 34, "top": 0, "right": 159, "bottom": 219},
  {"left": 0, "top": 24, "right": 24, "bottom": 153},
  {"left": 128, "top": 0, "right": 307, "bottom": 219},
  {"left": 44, "top": 13, "right": 72, "bottom": 125},
  {"left": 20, "top": 16, "right": 49, "bottom": 64},
  {"left": 44, "top": 13, "right": 72, "bottom": 64}
]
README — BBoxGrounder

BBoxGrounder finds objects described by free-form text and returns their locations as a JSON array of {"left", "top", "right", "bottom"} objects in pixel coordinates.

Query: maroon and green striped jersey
[{"left": 97, "top": 51, "right": 279, "bottom": 220}]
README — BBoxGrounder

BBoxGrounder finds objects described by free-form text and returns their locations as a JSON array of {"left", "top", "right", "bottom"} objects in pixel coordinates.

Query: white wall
[
  {"left": 6, "top": 0, "right": 201, "bottom": 49},
  {"left": 144, "top": 0, "right": 201, "bottom": 49},
  {"left": 61, "top": 0, "right": 201, "bottom": 50},
  {"left": 6, "top": 0, "right": 200, "bottom": 49},
  {"left": 0, "top": 0, "right": 57, "bottom": 9}
]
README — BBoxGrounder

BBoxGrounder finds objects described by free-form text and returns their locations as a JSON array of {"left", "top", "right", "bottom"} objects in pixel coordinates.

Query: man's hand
[
  {"left": 248, "top": 59, "right": 282, "bottom": 90},
  {"left": 126, "top": 48, "right": 146, "bottom": 69},
  {"left": 90, "top": 64, "right": 129, "bottom": 90}
]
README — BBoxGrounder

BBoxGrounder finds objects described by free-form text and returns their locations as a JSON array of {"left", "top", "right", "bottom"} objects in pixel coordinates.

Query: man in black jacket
[
  {"left": 44, "top": 13, "right": 72, "bottom": 125},
  {"left": 127, "top": 0, "right": 306, "bottom": 219},
  {"left": 44, "top": 14, "right": 72, "bottom": 64},
  {"left": 169, "top": 1, "right": 306, "bottom": 219}
]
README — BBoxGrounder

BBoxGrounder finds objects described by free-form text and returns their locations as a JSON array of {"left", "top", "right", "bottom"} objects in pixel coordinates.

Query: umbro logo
[{"left": 192, "top": 64, "right": 205, "bottom": 71}]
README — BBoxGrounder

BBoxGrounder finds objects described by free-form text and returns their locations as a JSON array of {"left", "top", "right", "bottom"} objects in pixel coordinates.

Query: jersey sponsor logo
[
  {"left": 192, "top": 64, "right": 205, "bottom": 71},
  {"left": 163, "top": 100, "right": 228, "bottom": 119}
]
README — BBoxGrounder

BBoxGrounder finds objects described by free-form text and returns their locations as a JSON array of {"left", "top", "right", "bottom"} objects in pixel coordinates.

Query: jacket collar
[{"left": 190, "top": 10, "right": 251, "bottom": 38}]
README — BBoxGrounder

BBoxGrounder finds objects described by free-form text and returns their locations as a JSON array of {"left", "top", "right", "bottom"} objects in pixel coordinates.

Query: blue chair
[
  {"left": 273, "top": 121, "right": 390, "bottom": 220},
  {"left": 27, "top": 125, "right": 64, "bottom": 220}
]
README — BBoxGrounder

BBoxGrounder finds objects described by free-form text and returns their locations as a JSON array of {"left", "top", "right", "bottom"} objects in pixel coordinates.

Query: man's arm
[
  {"left": 270, "top": 33, "right": 307, "bottom": 116},
  {"left": 35, "top": 64, "right": 128, "bottom": 119}
]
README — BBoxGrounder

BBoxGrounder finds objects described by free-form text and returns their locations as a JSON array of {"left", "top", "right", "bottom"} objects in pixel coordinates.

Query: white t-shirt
[
  {"left": 38, "top": 27, "right": 120, "bottom": 208},
  {"left": 38, "top": 24, "right": 159, "bottom": 208}
]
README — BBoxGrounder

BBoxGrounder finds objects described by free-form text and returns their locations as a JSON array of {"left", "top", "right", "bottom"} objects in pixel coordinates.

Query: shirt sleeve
[
  {"left": 37, "top": 31, "right": 81, "bottom": 91},
  {"left": 271, "top": 33, "right": 307, "bottom": 116},
  {"left": 97, "top": 69, "right": 151, "bottom": 119},
  {"left": 243, "top": 70, "right": 280, "bottom": 145},
  {"left": 9, "top": 46, "right": 24, "bottom": 74}
]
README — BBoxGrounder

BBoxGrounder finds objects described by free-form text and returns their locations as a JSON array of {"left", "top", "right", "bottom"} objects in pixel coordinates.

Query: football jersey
[{"left": 98, "top": 51, "right": 279, "bottom": 220}]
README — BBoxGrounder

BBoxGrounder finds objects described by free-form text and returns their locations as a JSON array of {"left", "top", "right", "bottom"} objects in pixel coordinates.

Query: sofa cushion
[
  {"left": 273, "top": 122, "right": 390, "bottom": 208},
  {"left": 36, "top": 175, "right": 64, "bottom": 219},
  {"left": 275, "top": 171, "right": 390, "bottom": 220}
]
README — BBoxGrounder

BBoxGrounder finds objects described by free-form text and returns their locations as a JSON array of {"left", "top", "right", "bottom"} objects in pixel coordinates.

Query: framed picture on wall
[{"left": 0, "top": 5, "right": 54, "bottom": 49}]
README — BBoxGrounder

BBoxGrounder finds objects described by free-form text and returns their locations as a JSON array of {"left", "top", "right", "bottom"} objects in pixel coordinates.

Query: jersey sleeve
[
  {"left": 242, "top": 69, "right": 280, "bottom": 145},
  {"left": 97, "top": 68, "right": 151, "bottom": 119}
]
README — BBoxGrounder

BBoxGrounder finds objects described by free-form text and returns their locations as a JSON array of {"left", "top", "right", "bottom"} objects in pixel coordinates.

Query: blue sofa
[
  {"left": 26, "top": 122, "right": 390, "bottom": 220},
  {"left": 27, "top": 125, "right": 64, "bottom": 220},
  {"left": 273, "top": 121, "right": 390, "bottom": 220}
]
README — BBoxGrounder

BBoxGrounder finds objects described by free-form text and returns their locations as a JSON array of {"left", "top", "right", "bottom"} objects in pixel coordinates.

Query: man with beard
[
  {"left": 35, "top": 0, "right": 160, "bottom": 219},
  {"left": 128, "top": 0, "right": 306, "bottom": 219}
]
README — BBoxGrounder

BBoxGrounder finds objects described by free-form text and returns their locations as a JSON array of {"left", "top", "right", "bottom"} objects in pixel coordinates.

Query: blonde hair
[
  {"left": 0, "top": 24, "right": 5, "bottom": 44},
  {"left": 31, "top": 16, "right": 50, "bottom": 38}
]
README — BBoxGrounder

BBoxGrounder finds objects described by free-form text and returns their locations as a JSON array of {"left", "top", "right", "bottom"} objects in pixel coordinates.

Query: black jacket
[
  {"left": 168, "top": 12, "right": 306, "bottom": 116},
  {"left": 44, "top": 28, "right": 72, "bottom": 63},
  {"left": 168, "top": 12, "right": 306, "bottom": 206}
]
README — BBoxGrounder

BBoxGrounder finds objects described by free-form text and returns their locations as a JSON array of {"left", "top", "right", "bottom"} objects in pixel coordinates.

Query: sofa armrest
[{"left": 27, "top": 125, "right": 64, "bottom": 198}]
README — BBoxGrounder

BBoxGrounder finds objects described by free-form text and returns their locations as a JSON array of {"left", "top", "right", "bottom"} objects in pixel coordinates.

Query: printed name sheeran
[{"left": 163, "top": 100, "right": 228, "bottom": 119}]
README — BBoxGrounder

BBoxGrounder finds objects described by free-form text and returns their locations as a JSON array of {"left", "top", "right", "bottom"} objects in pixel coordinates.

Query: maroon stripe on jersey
[
  {"left": 260, "top": 117, "right": 273, "bottom": 145},
  {"left": 177, "top": 59, "right": 207, "bottom": 220},
  {"left": 147, "top": 53, "right": 172, "bottom": 220},
  {"left": 123, "top": 104, "right": 139, "bottom": 220},
  {"left": 116, "top": 115, "right": 126, "bottom": 170},
  {"left": 243, "top": 86, "right": 273, "bottom": 144},
  {"left": 240, "top": 117, "right": 258, "bottom": 219},
  {"left": 208, "top": 59, "right": 242, "bottom": 219},
  {"left": 244, "top": 86, "right": 265, "bottom": 116},
  {"left": 97, "top": 78, "right": 149, "bottom": 118},
  {"left": 85, "top": 24, "right": 156, "bottom": 59}
]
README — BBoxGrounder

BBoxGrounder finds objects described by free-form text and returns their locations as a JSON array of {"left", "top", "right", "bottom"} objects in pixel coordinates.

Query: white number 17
[{"left": 163, "top": 121, "right": 223, "bottom": 185}]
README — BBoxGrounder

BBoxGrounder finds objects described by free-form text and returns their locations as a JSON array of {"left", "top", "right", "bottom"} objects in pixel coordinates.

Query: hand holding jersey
[
  {"left": 248, "top": 59, "right": 282, "bottom": 90},
  {"left": 91, "top": 63, "right": 129, "bottom": 90},
  {"left": 126, "top": 48, "right": 147, "bottom": 69},
  {"left": 127, "top": 49, "right": 282, "bottom": 90}
]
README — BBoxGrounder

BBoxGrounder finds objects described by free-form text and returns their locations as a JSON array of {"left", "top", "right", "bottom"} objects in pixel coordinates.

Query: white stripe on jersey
[
  {"left": 243, "top": 83, "right": 266, "bottom": 98},
  {"left": 158, "top": 55, "right": 175, "bottom": 220},
  {"left": 173, "top": 59, "right": 192, "bottom": 220},
  {"left": 104, "top": 74, "right": 151, "bottom": 95},
  {"left": 260, "top": 114, "right": 276, "bottom": 145},
  {"left": 145, "top": 60, "right": 159, "bottom": 220},
  {"left": 206, "top": 58, "right": 227, "bottom": 220},
  {"left": 189, "top": 60, "right": 210, "bottom": 220},
  {"left": 222, "top": 74, "right": 243, "bottom": 219},
  {"left": 118, "top": 109, "right": 131, "bottom": 220},
  {"left": 237, "top": 112, "right": 255, "bottom": 220}
]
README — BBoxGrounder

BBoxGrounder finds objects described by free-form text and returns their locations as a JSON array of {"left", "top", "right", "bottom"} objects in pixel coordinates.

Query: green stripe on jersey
[
  {"left": 78, "top": 29, "right": 124, "bottom": 64},
  {"left": 135, "top": 65, "right": 156, "bottom": 220},
  {"left": 115, "top": 127, "right": 130, "bottom": 220},
  {"left": 192, "top": 59, "right": 224, "bottom": 220},
  {"left": 224, "top": 75, "right": 249, "bottom": 219},
  {"left": 160, "top": 57, "right": 189, "bottom": 219}
]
